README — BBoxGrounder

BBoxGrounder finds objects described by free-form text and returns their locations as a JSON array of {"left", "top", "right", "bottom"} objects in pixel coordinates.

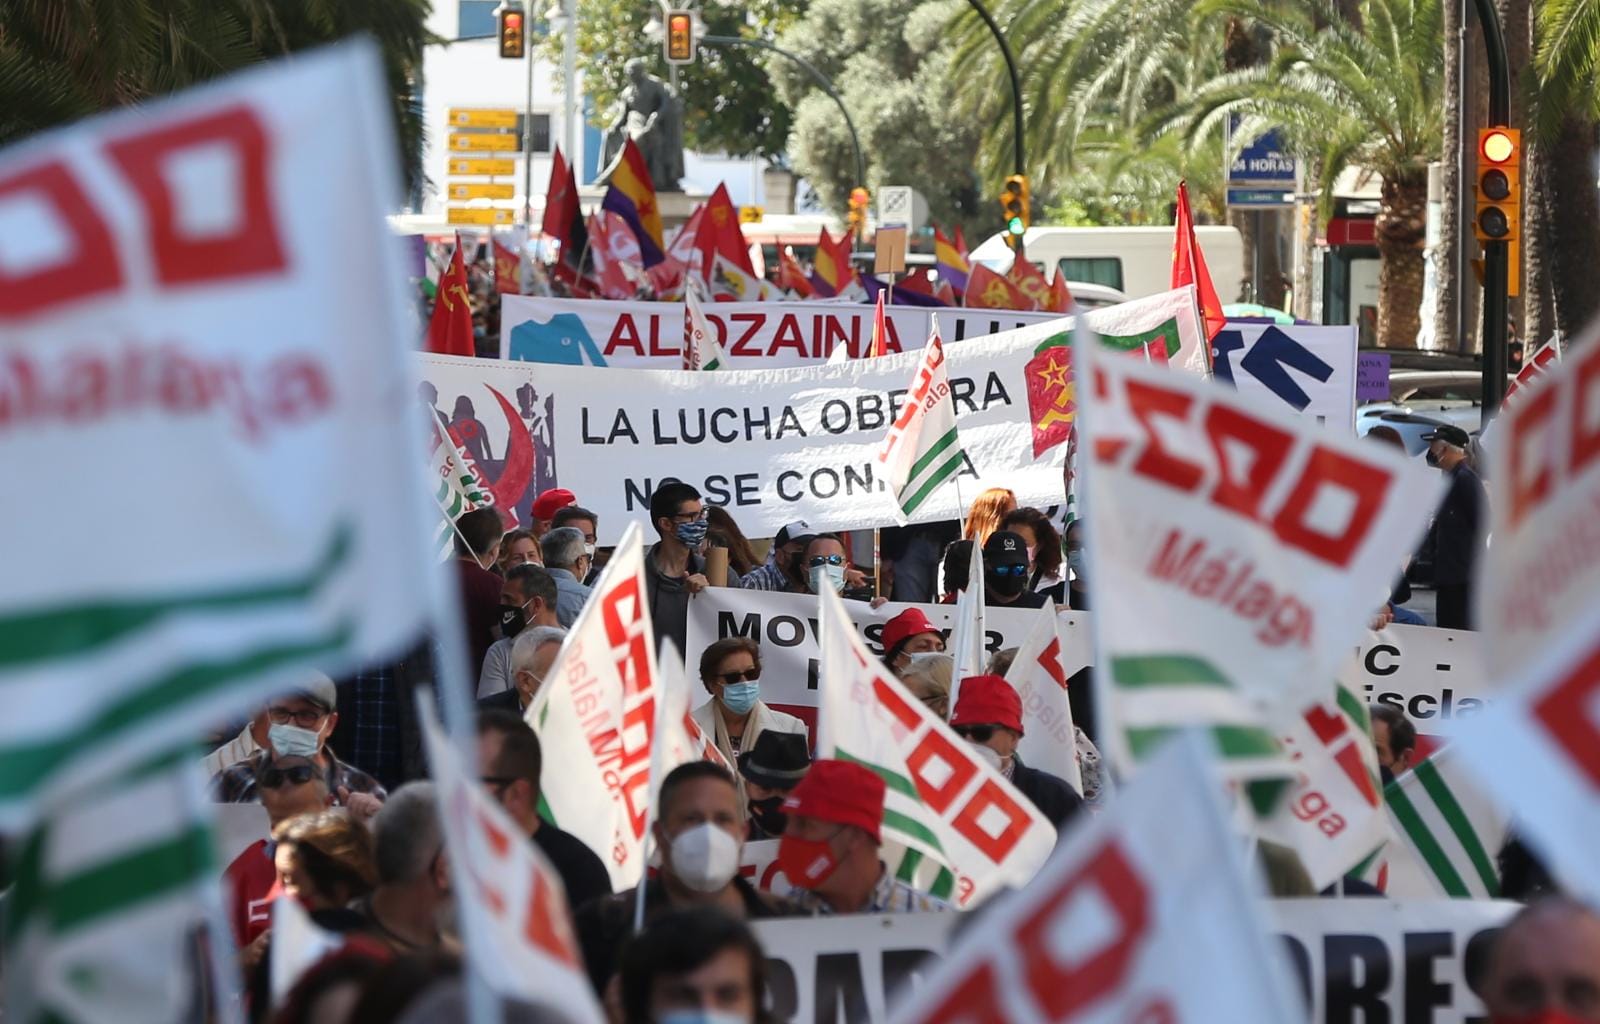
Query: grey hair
[
  {"left": 512, "top": 625, "right": 567, "bottom": 674},
  {"left": 372, "top": 782, "right": 442, "bottom": 885},
  {"left": 901, "top": 652, "right": 954, "bottom": 699},
  {"left": 540, "top": 526, "right": 586, "bottom": 570}
]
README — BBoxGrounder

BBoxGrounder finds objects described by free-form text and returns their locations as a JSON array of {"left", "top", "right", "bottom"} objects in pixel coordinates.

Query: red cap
[
  {"left": 950, "top": 675, "right": 1024, "bottom": 735},
  {"left": 881, "top": 608, "right": 942, "bottom": 654},
  {"left": 782, "top": 759, "right": 885, "bottom": 843},
  {"left": 531, "top": 488, "right": 576, "bottom": 521}
]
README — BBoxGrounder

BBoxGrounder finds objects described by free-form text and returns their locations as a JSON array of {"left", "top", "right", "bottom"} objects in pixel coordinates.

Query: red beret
[
  {"left": 782, "top": 759, "right": 885, "bottom": 843},
  {"left": 881, "top": 608, "right": 942, "bottom": 654},
  {"left": 531, "top": 488, "right": 576, "bottom": 521},
  {"left": 950, "top": 675, "right": 1024, "bottom": 735}
]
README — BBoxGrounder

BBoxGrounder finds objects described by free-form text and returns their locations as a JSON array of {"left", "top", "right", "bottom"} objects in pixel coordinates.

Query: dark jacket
[
  {"left": 1010, "top": 755, "right": 1084, "bottom": 831},
  {"left": 475, "top": 688, "right": 523, "bottom": 714},
  {"left": 644, "top": 542, "right": 742, "bottom": 657},
  {"left": 1426, "top": 462, "right": 1486, "bottom": 586}
]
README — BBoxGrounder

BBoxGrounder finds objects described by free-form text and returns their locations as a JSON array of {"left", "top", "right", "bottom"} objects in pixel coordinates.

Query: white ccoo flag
[
  {"left": 876, "top": 319, "right": 965, "bottom": 518},
  {"left": 682, "top": 283, "right": 727, "bottom": 371}
]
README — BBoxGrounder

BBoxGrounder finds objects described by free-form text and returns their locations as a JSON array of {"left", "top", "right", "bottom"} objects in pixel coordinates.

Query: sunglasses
[
  {"left": 717, "top": 668, "right": 761, "bottom": 685},
  {"left": 260, "top": 765, "right": 320, "bottom": 790},
  {"left": 806, "top": 554, "right": 844, "bottom": 568},
  {"left": 954, "top": 725, "right": 998, "bottom": 742},
  {"left": 990, "top": 564, "right": 1028, "bottom": 577}
]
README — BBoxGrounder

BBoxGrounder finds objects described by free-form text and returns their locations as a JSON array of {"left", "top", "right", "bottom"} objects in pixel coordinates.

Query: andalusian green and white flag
[
  {"left": 1381, "top": 747, "right": 1507, "bottom": 899},
  {"left": 683, "top": 283, "right": 727, "bottom": 371},
  {"left": 876, "top": 320, "right": 964, "bottom": 519},
  {"left": 4, "top": 752, "right": 220, "bottom": 1023},
  {"left": 0, "top": 44, "right": 437, "bottom": 825},
  {"left": 428, "top": 416, "right": 495, "bottom": 559},
  {"left": 815, "top": 586, "right": 1055, "bottom": 908}
]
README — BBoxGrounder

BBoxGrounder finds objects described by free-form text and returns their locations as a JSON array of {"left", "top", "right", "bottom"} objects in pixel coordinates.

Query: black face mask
[
  {"left": 986, "top": 570, "right": 1027, "bottom": 598},
  {"left": 749, "top": 796, "right": 787, "bottom": 837},
  {"left": 1379, "top": 764, "right": 1395, "bottom": 788},
  {"left": 1425, "top": 450, "right": 1441, "bottom": 467},
  {"left": 498, "top": 603, "right": 527, "bottom": 639}
]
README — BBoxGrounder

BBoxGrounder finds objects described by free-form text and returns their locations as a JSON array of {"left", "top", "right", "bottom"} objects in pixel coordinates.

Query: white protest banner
[
  {"left": 1075, "top": 326, "right": 1441, "bottom": 785},
  {"left": 428, "top": 288, "right": 1204, "bottom": 539},
  {"left": 1258, "top": 682, "right": 1386, "bottom": 889},
  {"left": 1343, "top": 624, "right": 1492, "bottom": 734},
  {"left": 886, "top": 732, "right": 1299, "bottom": 1024},
  {"left": 1004, "top": 610, "right": 1083, "bottom": 791},
  {"left": 0, "top": 44, "right": 435, "bottom": 822},
  {"left": 754, "top": 914, "right": 959, "bottom": 1024},
  {"left": 1210, "top": 321, "right": 1359, "bottom": 427},
  {"left": 420, "top": 704, "right": 605, "bottom": 1021},
  {"left": 1478, "top": 320, "right": 1600, "bottom": 675},
  {"left": 816, "top": 587, "right": 1057, "bottom": 907},
  {"left": 501, "top": 295, "right": 1065, "bottom": 366},
  {"left": 528, "top": 524, "right": 659, "bottom": 890}
]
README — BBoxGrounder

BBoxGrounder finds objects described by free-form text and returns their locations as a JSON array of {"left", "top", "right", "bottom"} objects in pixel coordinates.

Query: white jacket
[{"left": 692, "top": 698, "right": 808, "bottom": 807}]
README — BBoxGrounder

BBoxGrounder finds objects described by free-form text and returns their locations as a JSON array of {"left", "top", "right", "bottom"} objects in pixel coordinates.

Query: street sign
[
  {"left": 1226, "top": 187, "right": 1294, "bottom": 208},
  {"left": 448, "top": 132, "right": 520, "bottom": 152},
  {"left": 738, "top": 205, "right": 764, "bottom": 224},
  {"left": 448, "top": 207, "right": 515, "bottom": 226},
  {"left": 450, "top": 158, "right": 517, "bottom": 176},
  {"left": 878, "top": 185, "right": 915, "bottom": 232},
  {"left": 450, "top": 182, "right": 515, "bottom": 200},
  {"left": 449, "top": 108, "right": 518, "bottom": 129}
]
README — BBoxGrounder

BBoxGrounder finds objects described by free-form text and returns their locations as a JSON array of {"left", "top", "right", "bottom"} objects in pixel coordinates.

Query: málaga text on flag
[
  {"left": 1478, "top": 319, "right": 1600, "bottom": 675},
  {"left": 420, "top": 703, "right": 605, "bottom": 1020},
  {"left": 876, "top": 321, "right": 963, "bottom": 518},
  {"left": 4, "top": 753, "right": 219, "bottom": 1023},
  {"left": 815, "top": 586, "right": 1055, "bottom": 907},
  {"left": 886, "top": 732, "right": 1299, "bottom": 1024},
  {"left": 1003, "top": 609, "right": 1083, "bottom": 792},
  {"left": 527, "top": 523, "right": 659, "bottom": 890},
  {"left": 0, "top": 44, "right": 436, "bottom": 825},
  {"left": 1074, "top": 320, "right": 1440, "bottom": 790}
]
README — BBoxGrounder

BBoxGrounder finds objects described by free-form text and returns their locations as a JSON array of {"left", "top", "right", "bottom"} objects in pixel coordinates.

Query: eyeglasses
[
  {"left": 671, "top": 508, "right": 708, "bottom": 523},
  {"left": 480, "top": 776, "right": 517, "bottom": 793},
  {"left": 954, "top": 725, "right": 998, "bottom": 742},
  {"left": 717, "top": 668, "right": 761, "bottom": 685},
  {"left": 268, "top": 706, "right": 327, "bottom": 729},
  {"left": 990, "top": 564, "right": 1029, "bottom": 578},
  {"left": 806, "top": 554, "right": 844, "bottom": 568},
  {"left": 260, "top": 765, "right": 320, "bottom": 789}
]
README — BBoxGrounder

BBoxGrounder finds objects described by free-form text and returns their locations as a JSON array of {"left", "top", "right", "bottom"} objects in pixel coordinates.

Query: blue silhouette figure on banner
[{"left": 509, "top": 313, "right": 608, "bottom": 366}]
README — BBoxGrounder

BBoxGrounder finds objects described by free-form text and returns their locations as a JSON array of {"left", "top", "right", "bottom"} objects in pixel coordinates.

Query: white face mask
[
  {"left": 584, "top": 542, "right": 596, "bottom": 558},
  {"left": 668, "top": 822, "right": 742, "bottom": 893},
  {"left": 268, "top": 721, "right": 322, "bottom": 758},
  {"left": 965, "top": 739, "right": 1003, "bottom": 772}
]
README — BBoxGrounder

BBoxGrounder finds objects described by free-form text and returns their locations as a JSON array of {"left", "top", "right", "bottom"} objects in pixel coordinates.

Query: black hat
[
  {"left": 737, "top": 732, "right": 811, "bottom": 790},
  {"left": 983, "top": 530, "right": 1029, "bottom": 567},
  {"left": 1421, "top": 424, "right": 1472, "bottom": 449}
]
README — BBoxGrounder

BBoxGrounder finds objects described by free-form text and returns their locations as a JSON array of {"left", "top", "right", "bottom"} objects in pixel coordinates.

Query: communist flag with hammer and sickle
[
  {"left": 426, "top": 234, "right": 475, "bottom": 357},
  {"left": 1026, "top": 337, "right": 1075, "bottom": 458}
]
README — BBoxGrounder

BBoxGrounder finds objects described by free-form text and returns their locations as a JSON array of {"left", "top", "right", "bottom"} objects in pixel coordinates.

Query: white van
[{"left": 970, "top": 225, "right": 1246, "bottom": 303}]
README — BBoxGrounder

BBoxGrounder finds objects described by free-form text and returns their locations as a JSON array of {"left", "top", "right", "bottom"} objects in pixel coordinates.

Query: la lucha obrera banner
[
  {"left": 0, "top": 44, "right": 435, "bottom": 822},
  {"left": 422, "top": 288, "right": 1205, "bottom": 542},
  {"left": 1075, "top": 327, "right": 1440, "bottom": 786},
  {"left": 886, "top": 733, "right": 1299, "bottom": 1024}
]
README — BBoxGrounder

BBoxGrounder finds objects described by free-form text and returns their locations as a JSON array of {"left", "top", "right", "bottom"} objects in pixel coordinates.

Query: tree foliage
[
  {"left": 543, "top": 0, "right": 800, "bottom": 162},
  {"left": 0, "top": 0, "right": 431, "bottom": 192}
]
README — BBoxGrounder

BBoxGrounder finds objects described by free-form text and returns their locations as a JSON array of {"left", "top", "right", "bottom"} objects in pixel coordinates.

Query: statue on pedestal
[{"left": 598, "top": 59, "right": 685, "bottom": 192}]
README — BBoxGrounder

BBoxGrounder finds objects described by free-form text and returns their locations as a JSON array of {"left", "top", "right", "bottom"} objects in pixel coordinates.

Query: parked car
[
  {"left": 1359, "top": 370, "right": 1495, "bottom": 435},
  {"left": 1355, "top": 408, "right": 1455, "bottom": 456}
]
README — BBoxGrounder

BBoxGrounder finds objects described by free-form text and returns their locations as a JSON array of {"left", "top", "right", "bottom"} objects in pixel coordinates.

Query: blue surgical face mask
[
  {"left": 1067, "top": 550, "right": 1087, "bottom": 579},
  {"left": 268, "top": 722, "right": 321, "bottom": 758},
  {"left": 675, "top": 519, "right": 709, "bottom": 548},
  {"left": 810, "top": 563, "right": 846, "bottom": 594},
  {"left": 721, "top": 680, "right": 760, "bottom": 715},
  {"left": 658, "top": 1011, "right": 750, "bottom": 1024}
]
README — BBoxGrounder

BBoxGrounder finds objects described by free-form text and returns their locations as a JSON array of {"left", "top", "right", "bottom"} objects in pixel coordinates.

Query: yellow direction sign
[
  {"left": 739, "top": 205, "right": 765, "bottom": 224},
  {"left": 449, "top": 108, "right": 518, "bottom": 128},
  {"left": 450, "top": 158, "right": 516, "bottom": 176},
  {"left": 447, "top": 207, "right": 515, "bottom": 226},
  {"left": 449, "top": 182, "right": 515, "bottom": 200},
  {"left": 448, "top": 133, "right": 520, "bottom": 152}
]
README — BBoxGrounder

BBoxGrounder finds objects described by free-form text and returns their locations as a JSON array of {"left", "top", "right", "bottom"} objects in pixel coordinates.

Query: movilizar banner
[{"left": 424, "top": 289, "right": 1204, "bottom": 542}]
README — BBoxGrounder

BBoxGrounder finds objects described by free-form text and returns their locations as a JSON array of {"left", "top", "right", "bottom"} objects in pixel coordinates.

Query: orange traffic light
[
  {"left": 664, "top": 11, "right": 695, "bottom": 64},
  {"left": 1475, "top": 127, "right": 1521, "bottom": 294},
  {"left": 497, "top": 1, "right": 526, "bottom": 59}
]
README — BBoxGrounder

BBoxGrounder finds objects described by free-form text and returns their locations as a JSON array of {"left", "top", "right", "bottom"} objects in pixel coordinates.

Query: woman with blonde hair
[
  {"left": 962, "top": 488, "right": 1017, "bottom": 547},
  {"left": 899, "top": 652, "right": 954, "bottom": 720}
]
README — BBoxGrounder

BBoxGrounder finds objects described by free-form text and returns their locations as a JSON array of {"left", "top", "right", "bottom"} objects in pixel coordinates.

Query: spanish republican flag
[
  {"left": 1172, "top": 180, "right": 1225, "bottom": 348},
  {"left": 810, "top": 227, "right": 854, "bottom": 297},
  {"left": 933, "top": 225, "right": 971, "bottom": 294},
  {"left": 601, "top": 138, "right": 665, "bottom": 267},
  {"left": 427, "top": 235, "right": 475, "bottom": 356}
]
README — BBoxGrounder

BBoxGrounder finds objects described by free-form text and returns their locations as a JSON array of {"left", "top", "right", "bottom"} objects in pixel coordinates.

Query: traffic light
[
  {"left": 1000, "top": 175, "right": 1030, "bottom": 248},
  {"left": 1475, "top": 127, "right": 1521, "bottom": 295},
  {"left": 664, "top": 10, "right": 695, "bottom": 64},
  {"left": 497, "top": 0, "right": 526, "bottom": 59},
  {"left": 848, "top": 187, "right": 870, "bottom": 240}
]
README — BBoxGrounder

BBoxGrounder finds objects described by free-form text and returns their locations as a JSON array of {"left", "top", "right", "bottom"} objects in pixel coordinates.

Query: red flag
[
  {"left": 693, "top": 184, "right": 757, "bottom": 283},
  {"left": 870, "top": 288, "right": 888, "bottom": 357},
  {"left": 1172, "top": 180, "right": 1226, "bottom": 349},
  {"left": 899, "top": 269, "right": 937, "bottom": 297},
  {"left": 777, "top": 248, "right": 814, "bottom": 297},
  {"left": 426, "top": 235, "right": 475, "bottom": 356},
  {"left": 666, "top": 204, "right": 705, "bottom": 277},
  {"left": 1046, "top": 272, "right": 1073, "bottom": 314},
  {"left": 492, "top": 236, "right": 522, "bottom": 295},
  {"left": 588, "top": 212, "right": 642, "bottom": 300},
  {"left": 933, "top": 278, "right": 958, "bottom": 305},
  {"left": 966, "top": 263, "right": 1036, "bottom": 310},
  {"left": 541, "top": 147, "right": 589, "bottom": 275},
  {"left": 1006, "top": 258, "right": 1054, "bottom": 311}
]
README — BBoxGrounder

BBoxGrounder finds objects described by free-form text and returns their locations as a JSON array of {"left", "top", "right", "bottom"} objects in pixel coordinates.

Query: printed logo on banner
[
  {"left": 1025, "top": 338, "right": 1075, "bottom": 458},
  {"left": 421, "top": 379, "right": 549, "bottom": 527},
  {"left": 508, "top": 312, "right": 608, "bottom": 366}
]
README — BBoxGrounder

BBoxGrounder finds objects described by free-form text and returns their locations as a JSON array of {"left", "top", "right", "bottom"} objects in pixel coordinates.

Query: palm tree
[{"left": 0, "top": 0, "right": 431, "bottom": 193}]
